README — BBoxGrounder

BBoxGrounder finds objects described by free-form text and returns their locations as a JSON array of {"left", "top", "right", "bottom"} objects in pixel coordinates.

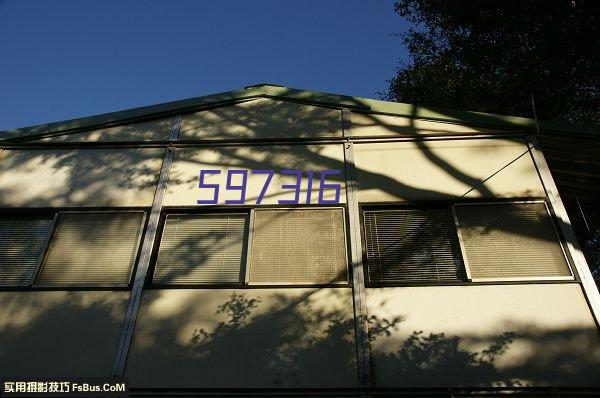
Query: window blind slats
[
  {"left": 152, "top": 214, "right": 248, "bottom": 284},
  {"left": 248, "top": 208, "right": 348, "bottom": 283},
  {"left": 455, "top": 203, "right": 571, "bottom": 279},
  {"left": 36, "top": 212, "right": 144, "bottom": 286},
  {"left": 0, "top": 216, "right": 54, "bottom": 286},
  {"left": 363, "top": 209, "right": 464, "bottom": 283}
]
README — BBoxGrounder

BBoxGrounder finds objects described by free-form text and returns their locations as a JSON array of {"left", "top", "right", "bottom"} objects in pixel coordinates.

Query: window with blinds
[
  {"left": 0, "top": 215, "right": 54, "bottom": 286},
  {"left": 248, "top": 208, "right": 348, "bottom": 284},
  {"left": 35, "top": 212, "right": 145, "bottom": 286},
  {"left": 363, "top": 209, "right": 465, "bottom": 284},
  {"left": 152, "top": 213, "right": 248, "bottom": 285},
  {"left": 455, "top": 202, "right": 572, "bottom": 280}
]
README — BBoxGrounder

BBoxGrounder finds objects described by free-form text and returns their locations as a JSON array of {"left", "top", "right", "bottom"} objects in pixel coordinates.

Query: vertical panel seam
[
  {"left": 169, "top": 115, "right": 182, "bottom": 142},
  {"left": 111, "top": 116, "right": 181, "bottom": 376},
  {"left": 343, "top": 108, "right": 372, "bottom": 389},
  {"left": 341, "top": 108, "right": 351, "bottom": 139}
]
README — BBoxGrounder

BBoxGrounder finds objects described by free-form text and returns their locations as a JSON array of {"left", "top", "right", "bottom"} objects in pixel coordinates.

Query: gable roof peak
[{"left": 244, "top": 83, "right": 285, "bottom": 89}]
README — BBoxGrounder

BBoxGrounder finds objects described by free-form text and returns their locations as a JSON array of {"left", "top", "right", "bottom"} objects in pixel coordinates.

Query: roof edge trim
[{"left": 0, "top": 84, "right": 598, "bottom": 142}]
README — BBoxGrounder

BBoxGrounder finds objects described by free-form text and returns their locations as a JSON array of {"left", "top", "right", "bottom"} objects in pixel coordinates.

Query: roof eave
[{"left": 0, "top": 84, "right": 597, "bottom": 142}]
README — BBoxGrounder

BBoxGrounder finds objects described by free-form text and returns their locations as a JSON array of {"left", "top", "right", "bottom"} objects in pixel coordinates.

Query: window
[
  {"left": 150, "top": 208, "right": 349, "bottom": 286},
  {"left": 0, "top": 215, "right": 54, "bottom": 286},
  {"left": 35, "top": 211, "right": 145, "bottom": 286},
  {"left": 362, "top": 202, "right": 572, "bottom": 285},
  {"left": 247, "top": 208, "right": 348, "bottom": 284},
  {"left": 454, "top": 202, "right": 571, "bottom": 281},
  {"left": 152, "top": 213, "right": 249, "bottom": 285},
  {"left": 363, "top": 208, "right": 464, "bottom": 284},
  {"left": 36, "top": 212, "right": 144, "bottom": 286},
  {"left": 0, "top": 211, "right": 146, "bottom": 288}
]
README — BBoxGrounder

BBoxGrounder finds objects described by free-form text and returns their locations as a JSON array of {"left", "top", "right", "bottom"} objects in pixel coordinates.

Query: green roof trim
[{"left": 1, "top": 84, "right": 598, "bottom": 142}]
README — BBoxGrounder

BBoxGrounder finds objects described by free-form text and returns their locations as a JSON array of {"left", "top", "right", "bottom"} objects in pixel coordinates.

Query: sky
[{"left": 0, "top": 0, "right": 410, "bottom": 131}]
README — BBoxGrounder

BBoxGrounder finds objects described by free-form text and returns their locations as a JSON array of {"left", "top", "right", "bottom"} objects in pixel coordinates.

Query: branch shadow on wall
[
  {"left": 123, "top": 286, "right": 600, "bottom": 388},
  {"left": 0, "top": 91, "right": 599, "bottom": 386},
  {"left": 368, "top": 316, "right": 600, "bottom": 388},
  {"left": 124, "top": 287, "right": 359, "bottom": 388},
  {"left": 0, "top": 290, "right": 129, "bottom": 377}
]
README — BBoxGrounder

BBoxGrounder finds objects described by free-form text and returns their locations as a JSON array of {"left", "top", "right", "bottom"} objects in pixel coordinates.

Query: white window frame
[{"left": 453, "top": 200, "right": 574, "bottom": 283}]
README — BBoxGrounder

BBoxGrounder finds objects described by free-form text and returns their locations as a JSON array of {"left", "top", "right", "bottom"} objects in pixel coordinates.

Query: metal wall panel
[
  {"left": 248, "top": 208, "right": 348, "bottom": 284},
  {"left": 180, "top": 98, "right": 343, "bottom": 140},
  {"left": 0, "top": 148, "right": 165, "bottom": 207},
  {"left": 153, "top": 214, "right": 248, "bottom": 285},
  {"left": 125, "top": 288, "right": 358, "bottom": 388},
  {"left": 353, "top": 139, "right": 545, "bottom": 202},
  {"left": 366, "top": 284, "right": 600, "bottom": 387},
  {"left": 0, "top": 215, "right": 54, "bottom": 286},
  {"left": 36, "top": 212, "right": 145, "bottom": 286},
  {"left": 112, "top": 147, "right": 176, "bottom": 376},
  {"left": 455, "top": 203, "right": 571, "bottom": 280},
  {"left": 350, "top": 112, "right": 492, "bottom": 138},
  {"left": 0, "top": 291, "right": 129, "bottom": 377},
  {"left": 164, "top": 145, "right": 346, "bottom": 206}
]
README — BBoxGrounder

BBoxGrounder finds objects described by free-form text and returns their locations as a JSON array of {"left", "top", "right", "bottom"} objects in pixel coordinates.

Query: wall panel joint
[
  {"left": 111, "top": 121, "right": 180, "bottom": 375},
  {"left": 343, "top": 112, "right": 372, "bottom": 387}
]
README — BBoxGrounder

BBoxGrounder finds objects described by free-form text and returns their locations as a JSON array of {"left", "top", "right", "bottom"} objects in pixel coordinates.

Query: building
[{"left": 0, "top": 84, "right": 599, "bottom": 396}]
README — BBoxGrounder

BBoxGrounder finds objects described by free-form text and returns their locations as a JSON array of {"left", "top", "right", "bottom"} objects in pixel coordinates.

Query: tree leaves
[{"left": 385, "top": 0, "right": 600, "bottom": 126}]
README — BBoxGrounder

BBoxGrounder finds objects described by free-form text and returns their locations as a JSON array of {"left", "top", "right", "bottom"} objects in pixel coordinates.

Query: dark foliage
[
  {"left": 567, "top": 194, "right": 600, "bottom": 288},
  {"left": 385, "top": 0, "right": 600, "bottom": 126}
]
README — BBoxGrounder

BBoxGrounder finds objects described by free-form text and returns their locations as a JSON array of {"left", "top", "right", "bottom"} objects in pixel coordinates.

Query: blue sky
[{"left": 0, "top": 0, "right": 409, "bottom": 131}]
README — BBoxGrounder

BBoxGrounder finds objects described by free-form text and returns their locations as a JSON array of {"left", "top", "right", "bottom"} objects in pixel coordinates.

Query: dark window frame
[
  {"left": 147, "top": 205, "right": 352, "bottom": 289},
  {"left": 0, "top": 207, "right": 148, "bottom": 291},
  {"left": 246, "top": 206, "right": 350, "bottom": 286},
  {"left": 360, "top": 203, "right": 466, "bottom": 287},
  {"left": 0, "top": 211, "right": 57, "bottom": 288},
  {"left": 360, "top": 199, "right": 576, "bottom": 288},
  {"left": 150, "top": 211, "right": 250, "bottom": 287}
]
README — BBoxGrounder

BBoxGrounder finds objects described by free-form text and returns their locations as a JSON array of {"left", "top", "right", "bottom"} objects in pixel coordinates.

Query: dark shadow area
[
  {"left": 373, "top": 330, "right": 518, "bottom": 387},
  {"left": 124, "top": 285, "right": 600, "bottom": 388},
  {"left": 125, "top": 288, "right": 358, "bottom": 388},
  {"left": 370, "top": 324, "right": 600, "bottom": 388},
  {"left": 0, "top": 290, "right": 129, "bottom": 377},
  {"left": 366, "top": 283, "right": 600, "bottom": 388}
]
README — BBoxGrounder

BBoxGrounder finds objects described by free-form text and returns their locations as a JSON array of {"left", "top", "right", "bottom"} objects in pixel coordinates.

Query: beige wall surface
[
  {"left": 164, "top": 145, "right": 346, "bottom": 206},
  {"left": 366, "top": 283, "right": 600, "bottom": 387},
  {"left": 125, "top": 288, "right": 357, "bottom": 388},
  {"left": 354, "top": 139, "right": 545, "bottom": 202},
  {"left": 180, "top": 98, "right": 343, "bottom": 141},
  {"left": 31, "top": 118, "right": 173, "bottom": 143},
  {"left": 351, "top": 112, "right": 499, "bottom": 138},
  {"left": 0, "top": 148, "right": 164, "bottom": 207},
  {"left": 0, "top": 290, "right": 129, "bottom": 376}
]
